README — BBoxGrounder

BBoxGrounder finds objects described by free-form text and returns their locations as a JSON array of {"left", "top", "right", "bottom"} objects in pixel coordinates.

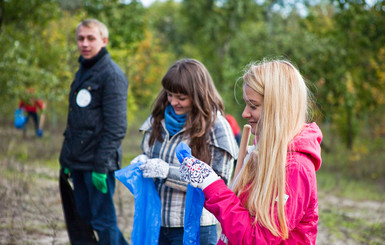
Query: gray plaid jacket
[{"left": 139, "top": 112, "right": 239, "bottom": 227}]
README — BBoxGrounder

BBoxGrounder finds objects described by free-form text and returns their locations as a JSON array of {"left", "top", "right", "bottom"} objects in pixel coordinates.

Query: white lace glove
[
  {"left": 131, "top": 154, "right": 149, "bottom": 164},
  {"left": 179, "top": 157, "right": 220, "bottom": 189},
  {"left": 139, "top": 158, "right": 169, "bottom": 179}
]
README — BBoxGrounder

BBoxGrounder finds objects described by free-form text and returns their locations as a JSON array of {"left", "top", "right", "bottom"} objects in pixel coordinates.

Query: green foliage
[
  {"left": 88, "top": 0, "right": 146, "bottom": 49},
  {"left": 0, "top": 26, "right": 61, "bottom": 111},
  {"left": 0, "top": 0, "right": 385, "bottom": 149},
  {"left": 178, "top": 0, "right": 261, "bottom": 89},
  {"left": 300, "top": 0, "right": 385, "bottom": 148},
  {"left": 320, "top": 120, "right": 385, "bottom": 191},
  {"left": 1, "top": 0, "right": 60, "bottom": 27},
  {"left": 59, "top": 0, "right": 146, "bottom": 49},
  {"left": 128, "top": 31, "right": 175, "bottom": 109},
  {"left": 0, "top": 2, "right": 77, "bottom": 117},
  {"left": 0, "top": 0, "right": 147, "bottom": 125},
  {"left": 1, "top": 2, "right": 385, "bottom": 242}
]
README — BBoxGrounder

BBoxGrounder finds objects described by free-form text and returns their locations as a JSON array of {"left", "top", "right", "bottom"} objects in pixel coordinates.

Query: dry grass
[{"left": 0, "top": 124, "right": 137, "bottom": 245}]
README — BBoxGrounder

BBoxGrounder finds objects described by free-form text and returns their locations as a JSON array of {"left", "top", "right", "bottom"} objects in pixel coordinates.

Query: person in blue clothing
[
  {"left": 131, "top": 58, "right": 239, "bottom": 245},
  {"left": 59, "top": 19, "right": 129, "bottom": 245}
]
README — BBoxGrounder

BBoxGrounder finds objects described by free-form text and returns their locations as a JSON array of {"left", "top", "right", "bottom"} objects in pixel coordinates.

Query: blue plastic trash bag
[
  {"left": 14, "top": 109, "right": 26, "bottom": 129},
  {"left": 36, "top": 129, "right": 43, "bottom": 137},
  {"left": 115, "top": 162, "right": 161, "bottom": 245},
  {"left": 176, "top": 142, "right": 206, "bottom": 245}
]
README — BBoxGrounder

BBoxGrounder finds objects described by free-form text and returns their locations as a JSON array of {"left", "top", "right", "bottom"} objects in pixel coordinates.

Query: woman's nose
[
  {"left": 170, "top": 97, "right": 178, "bottom": 106},
  {"left": 242, "top": 107, "right": 250, "bottom": 119}
]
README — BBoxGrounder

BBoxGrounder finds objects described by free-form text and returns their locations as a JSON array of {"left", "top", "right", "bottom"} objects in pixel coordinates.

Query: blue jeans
[
  {"left": 25, "top": 111, "right": 39, "bottom": 130},
  {"left": 72, "top": 171, "right": 128, "bottom": 245},
  {"left": 158, "top": 225, "right": 217, "bottom": 245}
]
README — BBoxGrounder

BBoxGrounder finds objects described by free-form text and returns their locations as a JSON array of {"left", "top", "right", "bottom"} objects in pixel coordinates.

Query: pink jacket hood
[{"left": 289, "top": 122, "right": 322, "bottom": 171}]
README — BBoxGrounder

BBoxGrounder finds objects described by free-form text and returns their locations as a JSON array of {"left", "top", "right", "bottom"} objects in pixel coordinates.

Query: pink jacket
[{"left": 203, "top": 123, "right": 322, "bottom": 244}]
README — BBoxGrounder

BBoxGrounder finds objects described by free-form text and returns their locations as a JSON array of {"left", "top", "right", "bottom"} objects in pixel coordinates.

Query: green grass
[
  {"left": 320, "top": 205, "right": 385, "bottom": 244},
  {"left": 317, "top": 171, "right": 384, "bottom": 202}
]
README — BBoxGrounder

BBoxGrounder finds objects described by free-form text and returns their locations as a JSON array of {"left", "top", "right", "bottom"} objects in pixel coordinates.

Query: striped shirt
[{"left": 139, "top": 113, "right": 239, "bottom": 227}]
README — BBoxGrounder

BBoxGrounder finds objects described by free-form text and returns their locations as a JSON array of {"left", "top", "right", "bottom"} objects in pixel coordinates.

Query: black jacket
[{"left": 59, "top": 48, "right": 128, "bottom": 173}]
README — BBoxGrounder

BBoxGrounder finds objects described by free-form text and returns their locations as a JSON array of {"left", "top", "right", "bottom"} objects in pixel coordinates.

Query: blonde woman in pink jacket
[{"left": 178, "top": 59, "right": 322, "bottom": 244}]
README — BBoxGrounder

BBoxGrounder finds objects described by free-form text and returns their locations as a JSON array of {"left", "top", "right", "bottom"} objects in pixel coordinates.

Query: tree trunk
[
  {"left": 346, "top": 105, "right": 354, "bottom": 150},
  {"left": 0, "top": 0, "right": 4, "bottom": 29}
]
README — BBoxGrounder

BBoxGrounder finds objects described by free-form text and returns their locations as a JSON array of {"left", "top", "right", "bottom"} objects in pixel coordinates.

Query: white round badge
[{"left": 76, "top": 89, "right": 92, "bottom": 107}]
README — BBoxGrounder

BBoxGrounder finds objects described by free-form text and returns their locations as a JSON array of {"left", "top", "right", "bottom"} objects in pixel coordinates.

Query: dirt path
[
  {"left": 0, "top": 158, "right": 135, "bottom": 245},
  {"left": 317, "top": 193, "right": 385, "bottom": 245}
]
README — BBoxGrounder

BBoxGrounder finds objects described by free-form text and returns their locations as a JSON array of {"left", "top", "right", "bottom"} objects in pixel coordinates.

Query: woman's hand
[
  {"left": 179, "top": 157, "right": 220, "bottom": 189},
  {"left": 130, "top": 154, "right": 149, "bottom": 164},
  {"left": 139, "top": 158, "right": 169, "bottom": 179}
]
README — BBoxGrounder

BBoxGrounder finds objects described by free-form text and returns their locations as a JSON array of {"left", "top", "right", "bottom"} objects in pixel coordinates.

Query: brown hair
[{"left": 149, "top": 59, "right": 224, "bottom": 163}]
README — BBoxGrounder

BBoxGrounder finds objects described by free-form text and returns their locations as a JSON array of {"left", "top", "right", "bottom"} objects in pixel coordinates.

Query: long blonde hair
[{"left": 233, "top": 59, "right": 310, "bottom": 239}]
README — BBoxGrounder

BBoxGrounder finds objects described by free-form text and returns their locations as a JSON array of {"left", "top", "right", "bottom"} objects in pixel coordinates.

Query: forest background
[{"left": 0, "top": 0, "right": 384, "bottom": 244}]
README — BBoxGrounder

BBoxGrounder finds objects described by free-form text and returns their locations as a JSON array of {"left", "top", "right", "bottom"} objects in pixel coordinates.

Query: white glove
[
  {"left": 139, "top": 158, "right": 169, "bottom": 179},
  {"left": 179, "top": 157, "right": 220, "bottom": 189},
  {"left": 131, "top": 154, "right": 149, "bottom": 164}
]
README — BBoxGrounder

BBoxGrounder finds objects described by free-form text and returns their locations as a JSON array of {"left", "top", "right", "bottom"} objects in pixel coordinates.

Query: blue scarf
[{"left": 164, "top": 104, "right": 186, "bottom": 136}]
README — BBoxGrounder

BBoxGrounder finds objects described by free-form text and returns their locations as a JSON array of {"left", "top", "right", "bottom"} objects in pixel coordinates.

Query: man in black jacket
[{"left": 59, "top": 19, "right": 129, "bottom": 245}]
